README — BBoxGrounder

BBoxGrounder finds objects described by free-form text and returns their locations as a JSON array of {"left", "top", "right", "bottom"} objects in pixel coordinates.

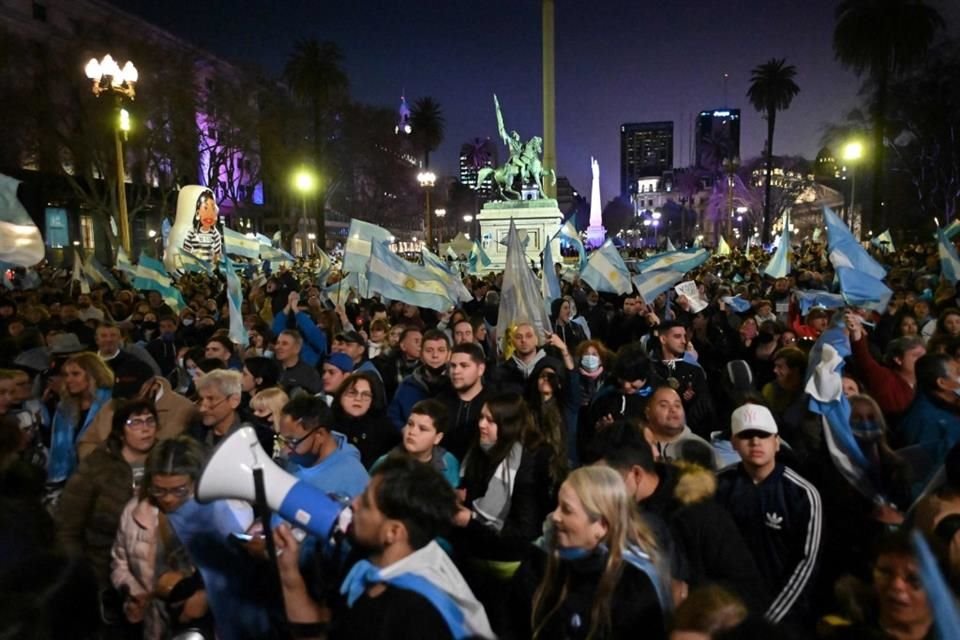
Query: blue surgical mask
[{"left": 581, "top": 354, "right": 601, "bottom": 372}]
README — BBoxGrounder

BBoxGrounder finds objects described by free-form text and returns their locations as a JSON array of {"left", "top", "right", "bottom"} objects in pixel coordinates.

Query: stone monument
[
  {"left": 476, "top": 95, "right": 562, "bottom": 269},
  {"left": 586, "top": 156, "right": 606, "bottom": 248}
]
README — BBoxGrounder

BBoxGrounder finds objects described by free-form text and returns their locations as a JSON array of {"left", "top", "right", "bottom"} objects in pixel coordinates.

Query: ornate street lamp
[
  {"left": 292, "top": 168, "right": 317, "bottom": 256},
  {"left": 85, "top": 54, "right": 138, "bottom": 256},
  {"left": 417, "top": 171, "right": 436, "bottom": 249},
  {"left": 434, "top": 208, "right": 446, "bottom": 245}
]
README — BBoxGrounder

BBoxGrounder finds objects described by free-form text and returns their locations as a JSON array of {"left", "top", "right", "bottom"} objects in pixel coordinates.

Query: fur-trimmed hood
[{"left": 672, "top": 461, "right": 717, "bottom": 505}]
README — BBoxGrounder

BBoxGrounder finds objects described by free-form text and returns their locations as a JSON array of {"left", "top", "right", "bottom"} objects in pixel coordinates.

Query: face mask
[
  {"left": 425, "top": 364, "right": 447, "bottom": 377},
  {"left": 142, "top": 322, "right": 158, "bottom": 331},
  {"left": 581, "top": 354, "right": 601, "bottom": 372},
  {"left": 852, "top": 419, "right": 882, "bottom": 443},
  {"left": 479, "top": 441, "right": 495, "bottom": 453},
  {"left": 182, "top": 318, "right": 194, "bottom": 326},
  {"left": 162, "top": 331, "right": 175, "bottom": 342}
]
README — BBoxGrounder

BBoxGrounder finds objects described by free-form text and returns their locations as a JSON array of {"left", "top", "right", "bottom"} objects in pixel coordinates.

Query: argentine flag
[
  {"left": 71, "top": 252, "right": 91, "bottom": 294},
  {"left": 632, "top": 269, "right": 685, "bottom": 304},
  {"left": 911, "top": 531, "right": 960, "bottom": 638},
  {"left": 795, "top": 289, "right": 846, "bottom": 316},
  {"left": 468, "top": 241, "right": 492, "bottom": 274},
  {"left": 497, "top": 219, "right": 552, "bottom": 348},
  {"left": 721, "top": 295, "right": 753, "bottom": 313},
  {"left": 634, "top": 247, "right": 709, "bottom": 274},
  {"left": 558, "top": 220, "right": 586, "bottom": 269},
  {"left": 344, "top": 219, "right": 393, "bottom": 274},
  {"left": 763, "top": 212, "right": 791, "bottom": 278},
  {"left": 823, "top": 206, "right": 886, "bottom": 281},
  {"left": 222, "top": 226, "right": 261, "bottom": 260},
  {"left": 224, "top": 256, "right": 248, "bottom": 346},
  {"left": 938, "top": 228, "right": 960, "bottom": 284},
  {"left": 836, "top": 266, "right": 892, "bottom": 311},
  {"left": 179, "top": 249, "right": 214, "bottom": 275},
  {"left": 422, "top": 247, "right": 471, "bottom": 303},
  {"left": 0, "top": 173, "right": 44, "bottom": 267},
  {"left": 83, "top": 255, "right": 119, "bottom": 289},
  {"left": 666, "top": 237, "right": 677, "bottom": 252},
  {"left": 870, "top": 229, "right": 894, "bottom": 254},
  {"left": 367, "top": 241, "right": 452, "bottom": 312},
  {"left": 133, "top": 254, "right": 185, "bottom": 311},
  {"left": 580, "top": 241, "right": 632, "bottom": 295}
]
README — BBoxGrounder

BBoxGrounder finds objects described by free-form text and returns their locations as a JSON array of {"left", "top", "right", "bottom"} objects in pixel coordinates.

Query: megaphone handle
[{"left": 253, "top": 467, "right": 282, "bottom": 574}]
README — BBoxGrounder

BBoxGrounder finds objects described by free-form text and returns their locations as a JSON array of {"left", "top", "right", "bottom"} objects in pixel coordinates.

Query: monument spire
[
  {"left": 586, "top": 156, "right": 606, "bottom": 248},
  {"left": 542, "top": 0, "right": 556, "bottom": 199}
]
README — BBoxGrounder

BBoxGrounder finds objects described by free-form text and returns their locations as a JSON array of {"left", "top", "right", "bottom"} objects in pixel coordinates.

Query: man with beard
[
  {"left": 438, "top": 342, "right": 488, "bottom": 460},
  {"left": 387, "top": 330, "right": 452, "bottom": 430}
]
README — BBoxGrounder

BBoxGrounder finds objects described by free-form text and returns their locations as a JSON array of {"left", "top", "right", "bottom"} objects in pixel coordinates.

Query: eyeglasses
[
  {"left": 274, "top": 425, "right": 320, "bottom": 449},
  {"left": 125, "top": 416, "right": 157, "bottom": 430},
  {"left": 147, "top": 484, "right": 192, "bottom": 499},
  {"left": 344, "top": 390, "right": 373, "bottom": 401}
]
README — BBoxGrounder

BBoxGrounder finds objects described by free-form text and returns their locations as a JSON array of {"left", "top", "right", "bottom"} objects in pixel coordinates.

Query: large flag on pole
[
  {"left": 222, "top": 227, "right": 261, "bottom": 260},
  {"left": 823, "top": 206, "right": 886, "bottom": 281},
  {"left": 870, "top": 229, "right": 894, "bottom": 254},
  {"left": 634, "top": 247, "right": 709, "bottom": 274},
  {"left": 224, "top": 256, "right": 248, "bottom": 346},
  {"left": 0, "top": 173, "right": 44, "bottom": 267},
  {"left": 344, "top": 219, "right": 394, "bottom": 274},
  {"left": 764, "top": 212, "right": 791, "bottom": 278},
  {"left": 496, "top": 219, "right": 552, "bottom": 350},
  {"left": 71, "top": 252, "right": 90, "bottom": 294},
  {"left": 632, "top": 269, "right": 685, "bottom": 304},
  {"left": 580, "top": 240, "right": 633, "bottom": 295},
  {"left": 367, "top": 241, "right": 452, "bottom": 312}
]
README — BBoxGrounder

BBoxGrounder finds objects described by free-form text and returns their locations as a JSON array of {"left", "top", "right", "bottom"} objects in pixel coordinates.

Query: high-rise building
[
  {"left": 459, "top": 138, "right": 497, "bottom": 200},
  {"left": 620, "top": 122, "right": 673, "bottom": 197},
  {"left": 695, "top": 108, "right": 741, "bottom": 170}
]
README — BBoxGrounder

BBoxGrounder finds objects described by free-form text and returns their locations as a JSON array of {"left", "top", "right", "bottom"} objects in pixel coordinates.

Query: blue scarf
[{"left": 48, "top": 387, "right": 111, "bottom": 483}]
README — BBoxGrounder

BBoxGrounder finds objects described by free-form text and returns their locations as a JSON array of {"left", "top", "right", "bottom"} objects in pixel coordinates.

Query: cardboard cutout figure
[{"left": 165, "top": 186, "right": 222, "bottom": 272}]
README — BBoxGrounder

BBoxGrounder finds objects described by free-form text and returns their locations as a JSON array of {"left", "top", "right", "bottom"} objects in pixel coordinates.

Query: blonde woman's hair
[
  {"left": 61, "top": 352, "right": 115, "bottom": 403},
  {"left": 532, "top": 466, "right": 662, "bottom": 639},
  {"left": 250, "top": 387, "right": 289, "bottom": 430}
]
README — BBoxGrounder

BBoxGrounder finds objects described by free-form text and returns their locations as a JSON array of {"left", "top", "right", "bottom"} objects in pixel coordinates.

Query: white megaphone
[{"left": 196, "top": 426, "right": 349, "bottom": 540}]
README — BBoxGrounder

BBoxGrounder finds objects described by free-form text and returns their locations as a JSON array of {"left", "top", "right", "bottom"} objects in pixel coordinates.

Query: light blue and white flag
[
  {"left": 83, "top": 255, "right": 119, "bottom": 289},
  {"left": 468, "top": 241, "right": 492, "bottom": 274},
  {"left": 721, "top": 294, "right": 753, "bottom": 313},
  {"left": 422, "top": 247, "right": 471, "bottom": 303},
  {"left": 580, "top": 240, "right": 633, "bottom": 295},
  {"left": 0, "top": 173, "right": 44, "bottom": 267},
  {"left": 806, "top": 321, "right": 880, "bottom": 501},
  {"left": 497, "top": 219, "right": 552, "bottom": 347},
  {"left": 795, "top": 289, "right": 846, "bottom": 316},
  {"left": 824, "top": 206, "right": 886, "bottom": 281},
  {"left": 942, "top": 219, "right": 960, "bottom": 240},
  {"left": 870, "top": 229, "right": 894, "bottom": 254},
  {"left": 541, "top": 236, "right": 562, "bottom": 307},
  {"left": 260, "top": 245, "right": 295, "bottom": 264},
  {"left": 133, "top": 254, "right": 185, "bottom": 311},
  {"left": 367, "top": 241, "right": 452, "bottom": 312},
  {"left": 224, "top": 256, "right": 248, "bottom": 346},
  {"left": 938, "top": 228, "right": 960, "bottom": 284},
  {"left": 558, "top": 220, "right": 586, "bottom": 269},
  {"left": 634, "top": 247, "right": 709, "bottom": 274},
  {"left": 836, "top": 266, "right": 892, "bottom": 311},
  {"left": 632, "top": 269, "right": 685, "bottom": 304},
  {"left": 179, "top": 249, "right": 214, "bottom": 275},
  {"left": 71, "top": 252, "right": 90, "bottom": 294},
  {"left": 116, "top": 247, "right": 136, "bottom": 278},
  {"left": 666, "top": 237, "right": 677, "bottom": 252},
  {"left": 764, "top": 213, "right": 791, "bottom": 278},
  {"left": 911, "top": 531, "right": 960, "bottom": 639},
  {"left": 344, "top": 219, "right": 394, "bottom": 274},
  {"left": 322, "top": 271, "right": 369, "bottom": 305},
  {"left": 315, "top": 248, "right": 333, "bottom": 284},
  {"left": 222, "top": 226, "right": 261, "bottom": 260},
  {"left": 716, "top": 236, "right": 731, "bottom": 257}
]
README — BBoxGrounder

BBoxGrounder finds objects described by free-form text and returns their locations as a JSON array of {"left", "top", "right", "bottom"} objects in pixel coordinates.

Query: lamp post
[
  {"left": 292, "top": 168, "right": 316, "bottom": 255},
  {"left": 463, "top": 214, "right": 474, "bottom": 241},
  {"left": 652, "top": 211, "right": 662, "bottom": 247},
  {"left": 85, "top": 54, "right": 137, "bottom": 256},
  {"left": 434, "top": 208, "right": 446, "bottom": 246},
  {"left": 721, "top": 156, "right": 741, "bottom": 245},
  {"left": 417, "top": 171, "right": 436, "bottom": 249},
  {"left": 842, "top": 141, "right": 863, "bottom": 229}
]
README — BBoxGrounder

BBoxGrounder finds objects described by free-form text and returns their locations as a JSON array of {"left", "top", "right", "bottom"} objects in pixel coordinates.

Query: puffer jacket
[
  {"left": 56, "top": 438, "right": 135, "bottom": 587},
  {"left": 111, "top": 498, "right": 164, "bottom": 640}
]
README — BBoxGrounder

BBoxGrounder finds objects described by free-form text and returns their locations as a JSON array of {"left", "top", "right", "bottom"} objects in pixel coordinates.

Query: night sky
[{"left": 115, "top": 0, "right": 959, "bottom": 201}]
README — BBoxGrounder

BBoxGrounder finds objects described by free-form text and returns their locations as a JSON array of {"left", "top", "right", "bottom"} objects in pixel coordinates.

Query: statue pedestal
[
  {"left": 586, "top": 225, "right": 607, "bottom": 248},
  {"left": 477, "top": 199, "right": 563, "bottom": 269}
]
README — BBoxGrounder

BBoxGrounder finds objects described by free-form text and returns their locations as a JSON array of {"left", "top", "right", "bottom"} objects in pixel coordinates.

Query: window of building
[
  {"left": 32, "top": 2, "right": 47, "bottom": 22},
  {"left": 80, "top": 215, "right": 95, "bottom": 250},
  {"left": 44, "top": 208, "right": 69, "bottom": 248}
]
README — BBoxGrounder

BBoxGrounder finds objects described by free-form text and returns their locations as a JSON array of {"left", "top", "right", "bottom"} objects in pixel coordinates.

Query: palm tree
[
  {"left": 284, "top": 38, "right": 349, "bottom": 248},
  {"left": 833, "top": 0, "right": 944, "bottom": 230},
  {"left": 410, "top": 97, "right": 445, "bottom": 168},
  {"left": 747, "top": 58, "right": 800, "bottom": 244}
]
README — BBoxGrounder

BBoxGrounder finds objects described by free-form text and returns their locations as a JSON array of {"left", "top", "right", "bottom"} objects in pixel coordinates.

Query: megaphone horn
[{"left": 196, "top": 426, "right": 345, "bottom": 539}]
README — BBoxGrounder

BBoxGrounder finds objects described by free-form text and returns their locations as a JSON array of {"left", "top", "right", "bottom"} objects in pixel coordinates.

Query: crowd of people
[{"left": 1, "top": 236, "right": 959, "bottom": 640}]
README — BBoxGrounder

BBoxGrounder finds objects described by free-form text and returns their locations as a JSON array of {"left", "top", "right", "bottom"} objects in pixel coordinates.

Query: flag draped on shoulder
[
  {"left": 632, "top": 269, "right": 684, "bottom": 304},
  {"left": 823, "top": 206, "right": 886, "bottom": 281},
  {"left": 764, "top": 212, "right": 791, "bottom": 278},
  {"left": 580, "top": 240, "right": 632, "bottom": 295},
  {"left": 558, "top": 219, "right": 586, "bottom": 269},
  {"left": 222, "top": 226, "right": 261, "bottom": 260},
  {"left": 0, "top": 173, "right": 44, "bottom": 267},
  {"left": 344, "top": 219, "right": 394, "bottom": 274},
  {"left": 937, "top": 227, "right": 960, "bottom": 284},
  {"left": 367, "top": 241, "right": 452, "bottom": 312},
  {"left": 224, "top": 256, "right": 248, "bottom": 346},
  {"left": 496, "top": 219, "right": 551, "bottom": 350},
  {"left": 634, "top": 247, "right": 709, "bottom": 274}
]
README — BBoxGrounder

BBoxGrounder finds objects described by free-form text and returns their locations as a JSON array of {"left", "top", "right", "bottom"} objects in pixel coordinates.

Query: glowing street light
[
  {"left": 843, "top": 140, "right": 864, "bottom": 227},
  {"left": 417, "top": 171, "right": 437, "bottom": 249},
  {"left": 292, "top": 167, "right": 317, "bottom": 255}
]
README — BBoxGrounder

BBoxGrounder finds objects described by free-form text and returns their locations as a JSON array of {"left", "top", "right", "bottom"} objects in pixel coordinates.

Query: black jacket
[
  {"left": 438, "top": 386, "right": 489, "bottom": 461},
  {"left": 508, "top": 545, "right": 665, "bottom": 640},
  {"left": 649, "top": 356, "right": 715, "bottom": 438},
  {"left": 332, "top": 409, "right": 399, "bottom": 469},
  {"left": 640, "top": 462, "right": 765, "bottom": 611},
  {"left": 716, "top": 462, "right": 823, "bottom": 626},
  {"left": 103, "top": 349, "right": 152, "bottom": 400}
]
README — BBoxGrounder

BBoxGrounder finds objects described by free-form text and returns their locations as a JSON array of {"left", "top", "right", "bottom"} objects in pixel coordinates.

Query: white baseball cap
[{"left": 731, "top": 403, "right": 778, "bottom": 437}]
